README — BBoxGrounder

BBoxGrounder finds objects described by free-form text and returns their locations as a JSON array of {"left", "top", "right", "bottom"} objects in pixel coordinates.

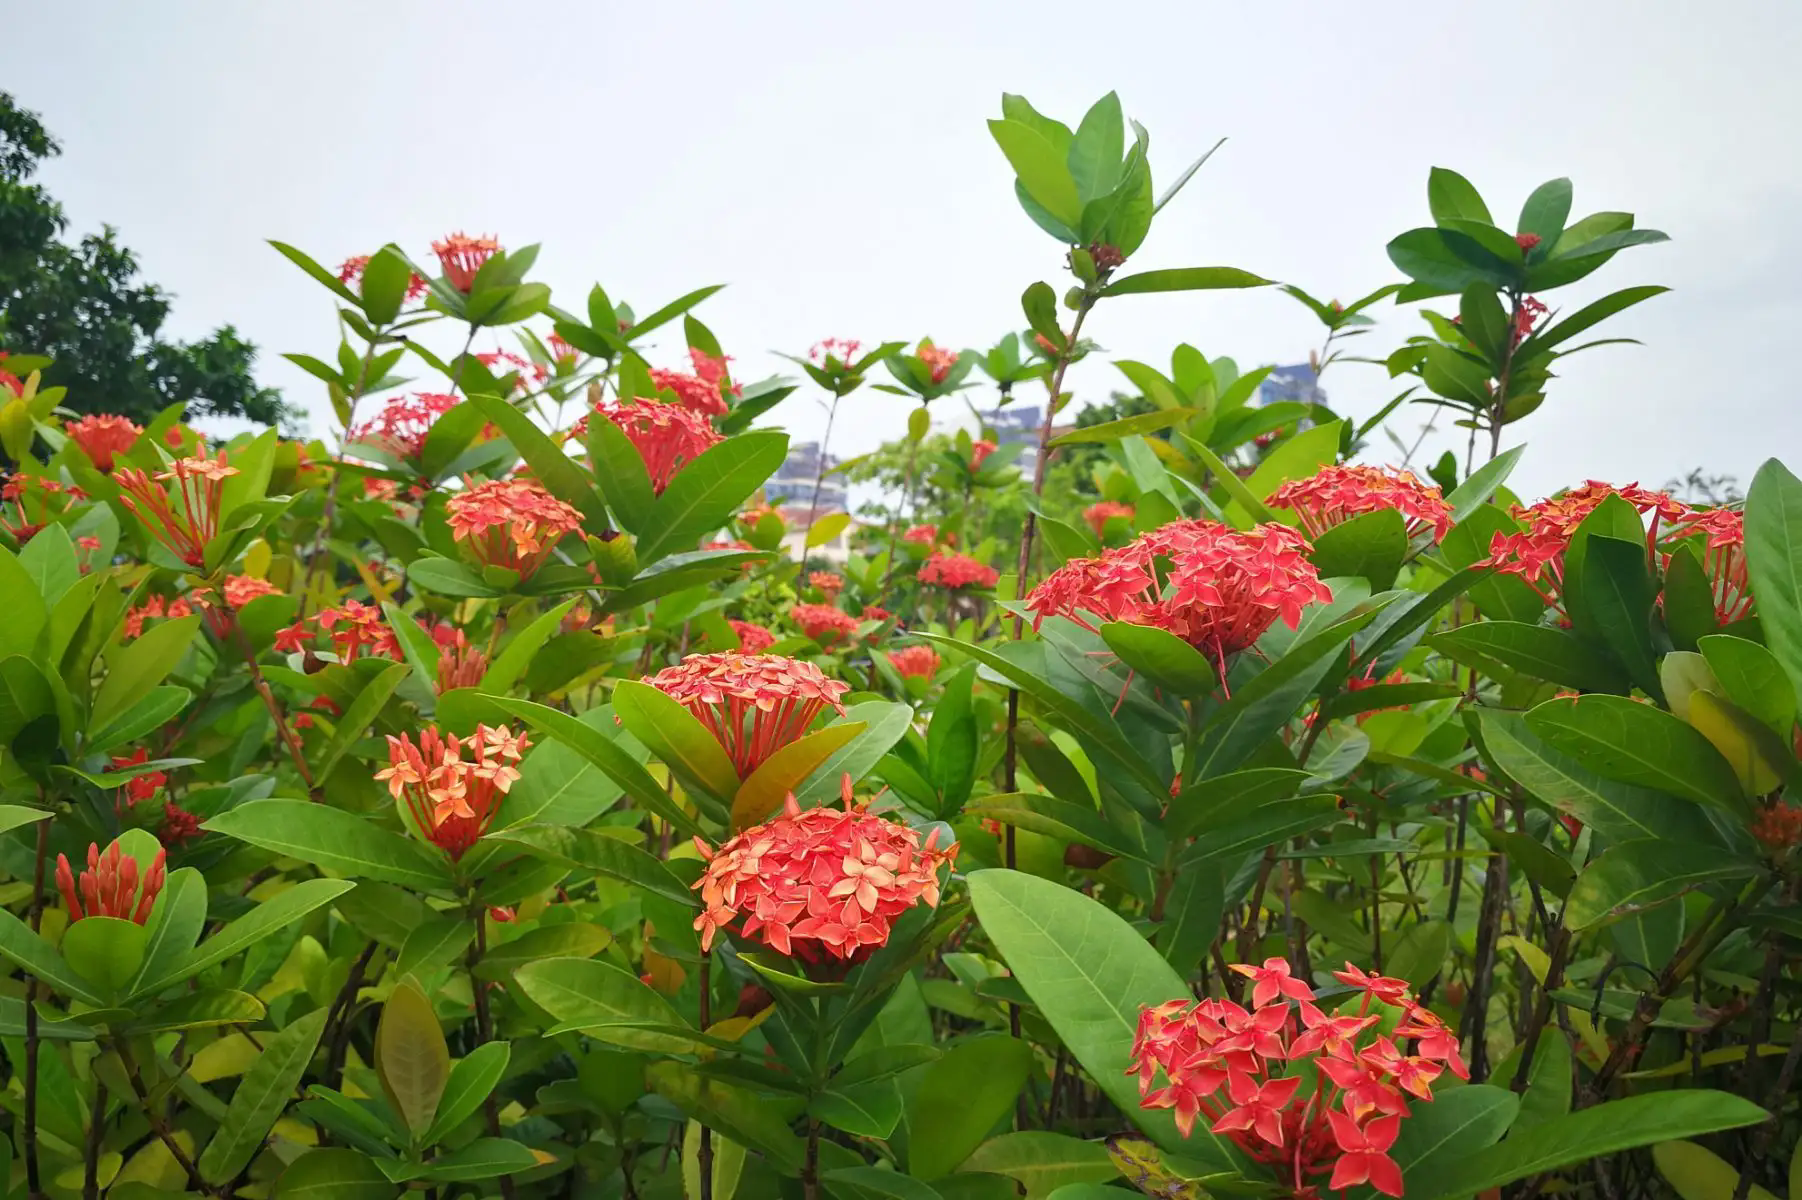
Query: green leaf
[
  {"left": 86, "top": 684, "right": 191, "bottom": 755},
  {"left": 481, "top": 598, "right": 578, "bottom": 695},
  {"left": 1427, "top": 167, "right": 1493, "bottom": 224},
  {"left": 967, "top": 870, "right": 1236, "bottom": 1167},
  {"left": 1100, "top": 622, "right": 1219, "bottom": 696},
  {"left": 1166, "top": 768, "right": 1309, "bottom": 841},
  {"left": 488, "top": 697, "right": 703, "bottom": 838},
  {"left": 473, "top": 922, "right": 612, "bottom": 981},
  {"left": 966, "top": 793, "right": 1147, "bottom": 862},
  {"left": 638, "top": 431, "right": 790, "bottom": 564},
  {"left": 1478, "top": 828, "right": 1575, "bottom": 899},
  {"left": 926, "top": 664, "right": 979, "bottom": 816},
  {"left": 60, "top": 915, "right": 147, "bottom": 997},
  {"left": 1699, "top": 634, "right": 1797, "bottom": 733},
  {"left": 649, "top": 1062, "right": 804, "bottom": 1172},
  {"left": 375, "top": 979, "right": 450, "bottom": 1137},
  {"left": 131, "top": 987, "right": 265, "bottom": 1033},
  {"left": 907, "top": 1036, "right": 1034, "bottom": 1179},
  {"left": 989, "top": 119, "right": 1084, "bottom": 227},
  {"left": 0, "top": 909, "right": 98, "bottom": 1004},
  {"left": 1523, "top": 285, "right": 1668, "bottom": 355},
  {"left": 961, "top": 1133, "right": 1118, "bottom": 1199},
  {"left": 393, "top": 917, "right": 474, "bottom": 982},
  {"left": 406, "top": 556, "right": 501, "bottom": 599},
  {"left": 1422, "top": 344, "right": 1493, "bottom": 405},
  {"left": 613, "top": 679, "right": 739, "bottom": 811},
  {"left": 359, "top": 246, "right": 413, "bottom": 326},
  {"left": 275, "top": 1149, "right": 401, "bottom": 1200},
  {"left": 319, "top": 661, "right": 410, "bottom": 781},
  {"left": 1387, "top": 1085, "right": 1519, "bottom": 1192},
  {"left": 200, "top": 1008, "right": 330, "bottom": 1184},
  {"left": 203, "top": 800, "right": 453, "bottom": 891},
  {"left": 808, "top": 511, "right": 852, "bottom": 549},
  {"left": 1655, "top": 1141, "right": 1780, "bottom": 1200},
  {"left": 1511, "top": 1029, "right": 1572, "bottom": 1131},
  {"left": 1574, "top": 534, "right": 1662, "bottom": 698},
  {"left": 588, "top": 416, "right": 656, "bottom": 534},
  {"left": 0, "top": 547, "right": 48, "bottom": 659},
  {"left": 684, "top": 1121, "right": 748, "bottom": 1200},
  {"left": 792, "top": 700, "right": 928, "bottom": 807},
  {"left": 489, "top": 825, "right": 696, "bottom": 908},
  {"left": 0, "top": 805, "right": 51, "bottom": 836},
  {"left": 466, "top": 393, "right": 606, "bottom": 530},
  {"left": 1185, "top": 795, "right": 1340, "bottom": 865},
  {"left": 1564, "top": 839, "right": 1757, "bottom": 929},
  {"left": 1308, "top": 509, "right": 1407, "bottom": 590},
  {"left": 1524, "top": 694, "right": 1744, "bottom": 812},
  {"left": 1410, "top": 1091, "right": 1768, "bottom": 1200},
  {"left": 147, "top": 879, "right": 354, "bottom": 994},
  {"left": 515, "top": 957, "right": 693, "bottom": 1053},
  {"left": 1049, "top": 408, "right": 1199, "bottom": 448},
  {"left": 1387, "top": 228, "right": 1514, "bottom": 294},
  {"left": 422, "top": 1042, "right": 510, "bottom": 1145},
  {"left": 1430, "top": 621, "right": 1626, "bottom": 692},
  {"left": 1745, "top": 458, "right": 1802, "bottom": 715},
  {"left": 812, "top": 1082, "right": 903, "bottom": 1139},
  {"left": 93, "top": 614, "right": 200, "bottom": 731},
  {"left": 1233, "top": 421, "right": 1344, "bottom": 525},
  {"left": 1098, "top": 268, "right": 1271, "bottom": 297},
  {"left": 1516, "top": 178, "right": 1573, "bottom": 246},
  {"left": 1444, "top": 444, "right": 1524, "bottom": 525},
  {"left": 1067, "top": 92, "right": 1124, "bottom": 205},
  {"left": 734, "top": 721, "right": 868, "bottom": 830}
]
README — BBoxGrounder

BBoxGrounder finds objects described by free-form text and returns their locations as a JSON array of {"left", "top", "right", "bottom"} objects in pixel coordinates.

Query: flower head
[
  {"left": 809, "top": 338, "right": 862, "bottom": 367},
  {"left": 888, "top": 646, "right": 940, "bottom": 679},
  {"left": 918, "top": 552, "right": 998, "bottom": 590},
  {"left": 111, "top": 747, "right": 167, "bottom": 808},
  {"left": 348, "top": 393, "right": 466, "bottom": 464},
  {"left": 808, "top": 571, "right": 844, "bottom": 595},
  {"left": 1752, "top": 799, "right": 1802, "bottom": 851},
  {"left": 115, "top": 452, "right": 239, "bottom": 568},
  {"left": 1084, "top": 500, "right": 1135, "bottom": 538},
  {"left": 161, "top": 802, "right": 201, "bottom": 846},
  {"left": 691, "top": 775, "right": 958, "bottom": 963},
  {"left": 729, "top": 619, "right": 776, "bottom": 653},
  {"left": 65, "top": 414, "right": 143, "bottom": 472},
  {"left": 1028, "top": 520, "right": 1331, "bottom": 678},
  {"left": 645, "top": 652, "right": 850, "bottom": 778},
  {"left": 1482, "top": 481, "right": 1688, "bottom": 616},
  {"left": 275, "top": 599, "right": 401, "bottom": 663},
  {"left": 1512, "top": 295, "right": 1549, "bottom": 346},
  {"left": 970, "top": 439, "right": 998, "bottom": 470},
  {"left": 435, "top": 627, "right": 490, "bottom": 693},
  {"left": 432, "top": 232, "right": 501, "bottom": 293},
  {"left": 547, "top": 333, "right": 579, "bottom": 365},
  {"left": 587, "top": 398, "right": 722, "bottom": 494},
  {"left": 903, "top": 524, "right": 938, "bottom": 545},
  {"left": 791, "top": 602, "right": 861, "bottom": 646},
  {"left": 446, "top": 478, "right": 584, "bottom": 578},
  {"left": 1514, "top": 232, "right": 1542, "bottom": 252},
  {"left": 918, "top": 341, "right": 960, "bottom": 385},
  {"left": 57, "top": 842, "right": 166, "bottom": 925},
  {"left": 1661, "top": 506, "right": 1751, "bottom": 625},
  {"left": 375, "top": 724, "right": 531, "bottom": 860},
  {"left": 2, "top": 474, "right": 86, "bottom": 545},
  {"left": 1269, "top": 464, "right": 1453, "bottom": 543}
]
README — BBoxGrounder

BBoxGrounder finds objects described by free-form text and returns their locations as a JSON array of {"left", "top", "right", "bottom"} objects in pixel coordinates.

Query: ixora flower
[
  {"left": 1660, "top": 506, "right": 1752, "bottom": 625},
  {"left": 57, "top": 843, "right": 167, "bottom": 925},
  {"left": 691, "top": 775, "right": 959, "bottom": 963},
  {"left": 432, "top": 231, "right": 501, "bottom": 293},
  {"left": 1268, "top": 464, "right": 1453, "bottom": 543},
  {"left": 434, "top": 627, "right": 490, "bottom": 693},
  {"left": 969, "top": 439, "right": 998, "bottom": 470},
  {"left": 65, "top": 414, "right": 143, "bottom": 471},
  {"left": 651, "top": 348, "right": 740, "bottom": 417},
  {"left": 123, "top": 594, "right": 193, "bottom": 639},
  {"left": 195, "top": 574, "right": 282, "bottom": 637},
  {"left": 903, "top": 523, "right": 938, "bottom": 545},
  {"left": 729, "top": 619, "right": 776, "bottom": 653},
  {"left": 336, "top": 254, "right": 428, "bottom": 300},
  {"left": 587, "top": 398, "right": 723, "bottom": 494},
  {"left": 111, "top": 748, "right": 167, "bottom": 808},
  {"left": 347, "top": 393, "right": 465, "bottom": 464},
  {"left": 275, "top": 599, "right": 402, "bottom": 663},
  {"left": 645, "top": 651, "right": 850, "bottom": 778},
  {"left": 446, "top": 478, "right": 585, "bottom": 578},
  {"left": 2, "top": 474, "right": 86, "bottom": 545},
  {"left": 887, "top": 645, "right": 940, "bottom": 679},
  {"left": 1027, "top": 520, "right": 1331, "bottom": 680},
  {"left": 115, "top": 452, "right": 239, "bottom": 568},
  {"left": 1084, "top": 500, "right": 1135, "bottom": 538},
  {"left": 918, "top": 341, "right": 960, "bottom": 385},
  {"left": 376, "top": 724, "right": 531, "bottom": 860},
  {"left": 809, "top": 337, "right": 863, "bottom": 366},
  {"left": 1481, "top": 480, "right": 1688, "bottom": 616},
  {"left": 918, "top": 552, "right": 999, "bottom": 590},
  {"left": 808, "top": 570, "right": 844, "bottom": 595},
  {"left": 1130, "top": 959, "right": 1466, "bottom": 1198},
  {"left": 791, "top": 602, "right": 862, "bottom": 646}
]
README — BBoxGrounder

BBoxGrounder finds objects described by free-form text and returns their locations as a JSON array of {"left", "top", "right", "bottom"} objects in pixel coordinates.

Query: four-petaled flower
[
  {"left": 376, "top": 724, "right": 531, "bottom": 860},
  {"left": 1232, "top": 956, "right": 1316, "bottom": 1007},
  {"left": 646, "top": 652, "right": 850, "bottom": 778},
  {"left": 1268, "top": 464, "right": 1453, "bottom": 544},
  {"left": 115, "top": 452, "right": 239, "bottom": 568},
  {"left": 432, "top": 232, "right": 501, "bottom": 293},
  {"left": 65, "top": 414, "right": 143, "bottom": 471},
  {"left": 446, "top": 478, "right": 585, "bottom": 579},
  {"left": 1326, "top": 1111, "right": 1403, "bottom": 1197}
]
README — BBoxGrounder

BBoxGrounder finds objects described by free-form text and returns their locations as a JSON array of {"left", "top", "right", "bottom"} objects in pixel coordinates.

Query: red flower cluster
[
  {"left": 650, "top": 348, "right": 740, "bottom": 417},
  {"left": 434, "top": 626, "right": 489, "bottom": 693},
  {"left": 729, "top": 619, "right": 776, "bottom": 653},
  {"left": 646, "top": 652, "right": 850, "bottom": 778},
  {"left": 111, "top": 748, "right": 167, "bottom": 808},
  {"left": 808, "top": 571, "right": 844, "bottom": 595},
  {"left": 1661, "top": 507, "right": 1752, "bottom": 625},
  {"left": 1515, "top": 232, "right": 1541, "bottom": 252},
  {"left": 692, "top": 776, "right": 958, "bottom": 962},
  {"left": 970, "top": 439, "right": 998, "bottom": 470},
  {"left": 65, "top": 414, "right": 143, "bottom": 471},
  {"left": 123, "top": 593, "right": 194, "bottom": 639},
  {"left": 903, "top": 524, "right": 938, "bottom": 545},
  {"left": 1131, "top": 959, "right": 1467, "bottom": 1197},
  {"left": 432, "top": 232, "right": 501, "bottom": 293},
  {"left": 1084, "top": 500, "right": 1135, "bottom": 538},
  {"left": 275, "top": 599, "right": 401, "bottom": 662},
  {"left": 1752, "top": 800, "right": 1802, "bottom": 851},
  {"left": 1481, "top": 481, "right": 1687, "bottom": 616},
  {"left": 195, "top": 574, "right": 282, "bottom": 637},
  {"left": 375, "top": 724, "right": 531, "bottom": 860},
  {"left": 1268, "top": 465, "right": 1453, "bottom": 543},
  {"left": 809, "top": 338, "right": 862, "bottom": 366},
  {"left": 918, "top": 552, "right": 998, "bottom": 590},
  {"left": 588, "top": 398, "right": 722, "bottom": 494},
  {"left": 116, "top": 452, "right": 238, "bottom": 568},
  {"left": 446, "top": 478, "right": 584, "bottom": 578},
  {"left": 337, "top": 254, "right": 428, "bottom": 301},
  {"left": 918, "top": 341, "right": 959, "bottom": 385},
  {"left": 861, "top": 604, "right": 894, "bottom": 625},
  {"left": 1512, "top": 295, "right": 1549, "bottom": 346},
  {"left": 57, "top": 843, "right": 167, "bottom": 925},
  {"left": 791, "top": 602, "right": 862, "bottom": 645},
  {"left": 1028, "top": 520, "right": 1331, "bottom": 674},
  {"left": 888, "top": 646, "right": 940, "bottom": 679},
  {"left": 348, "top": 393, "right": 464, "bottom": 463},
  {"left": 2, "top": 475, "right": 86, "bottom": 545}
]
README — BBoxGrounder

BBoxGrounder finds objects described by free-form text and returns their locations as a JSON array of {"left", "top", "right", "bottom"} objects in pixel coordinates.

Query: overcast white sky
[{"left": 10, "top": 1, "right": 1801, "bottom": 501}]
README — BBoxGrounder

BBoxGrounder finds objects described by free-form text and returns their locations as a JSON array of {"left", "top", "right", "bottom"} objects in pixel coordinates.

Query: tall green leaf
[{"left": 199, "top": 1008, "right": 330, "bottom": 1183}]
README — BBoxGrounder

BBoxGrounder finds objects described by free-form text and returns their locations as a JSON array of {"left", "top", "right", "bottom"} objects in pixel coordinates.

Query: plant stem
[
  {"left": 323, "top": 940, "right": 378, "bottom": 1092},
  {"left": 84, "top": 1071, "right": 106, "bottom": 1200},
  {"left": 233, "top": 624, "right": 315, "bottom": 793},
  {"left": 802, "top": 1117, "right": 820, "bottom": 1200},
  {"left": 115, "top": 1039, "right": 210, "bottom": 1194},
  {"left": 467, "top": 910, "right": 517, "bottom": 1200},
  {"left": 25, "top": 815, "right": 49, "bottom": 1200},
  {"left": 1509, "top": 921, "right": 1571, "bottom": 1092}
]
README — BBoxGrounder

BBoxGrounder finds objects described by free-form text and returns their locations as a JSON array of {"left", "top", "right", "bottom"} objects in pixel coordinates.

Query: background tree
[{"left": 0, "top": 91, "right": 293, "bottom": 427}]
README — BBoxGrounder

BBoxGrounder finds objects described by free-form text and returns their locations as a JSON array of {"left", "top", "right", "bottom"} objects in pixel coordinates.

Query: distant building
[
  {"left": 1257, "top": 363, "right": 1326, "bottom": 408},
  {"left": 765, "top": 440, "right": 846, "bottom": 514},
  {"left": 986, "top": 404, "right": 1060, "bottom": 480},
  {"left": 775, "top": 504, "right": 860, "bottom": 565}
]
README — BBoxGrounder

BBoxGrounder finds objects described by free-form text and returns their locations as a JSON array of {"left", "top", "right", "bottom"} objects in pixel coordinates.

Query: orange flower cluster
[
  {"left": 650, "top": 348, "right": 740, "bottom": 417},
  {"left": 970, "top": 439, "right": 998, "bottom": 470},
  {"left": 1268, "top": 464, "right": 1453, "bottom": 543},
  {"left": 446, "top": 478, "right": 584, "bottom": 578},
  {"left": 888, "top": 646, "right": 940, "bottom": 679},
  {"left": 918, "top": 552, "right": 998, "bottom": 589},
  {"left": 434, "top": 626, "right": 490, "bottom": 693},
  {"left": 195, "top": 574, "right": 282, "bottom": 637},
  {"left": 111, "top": 747, "right": 167, "bottom": 808},
  {"left": 808, "top": 571, "right": 844, "bottom": 595},
  {"left": 729, "top": 619, "right": 776, "bottom": 653},
  {"left": 57, "top": 843, "right": 167, "bottom": 925},
  {"left": 589, "top": 398, "right": 722, "bottom": 494},
  {"left": 348, "top": 393, "right": 463, "bottom": 462},
  {"left": 275, "top": 598, "right": 401, "bottom": 662},
  {"left": 432, "top": 232, "right": 501, "bottom": 293},
  {"left": 692, "top": 776, "right": 958, "bottom": 962},
  {"left": 918, "top": 341, "right": 960, "bottom": 385},
  {"left": 1028, "top": 520, "right": 1331, "bottom": 673},
  {"left": 116, "top": 452, "right": 238, "bottom": 568},
  {"left": 646, "top": 652, "right": 850, "bottom": 777},
  {"left": 123, "top": 593, "right": 194, "bottom": 639},
  {"left": 337, "top": 254, "right": 428, "bottom": 301},
  {"left": 791, "top": 602, "right": 862, "bottom": 645},
  {"left": 1481, "top": 481, "right": 1687, "bottom": 615},
  {"left": 1752, "top": 800, "right": 1802, "bottom": 850},
  {"left": 65, "top": 414, "right": 143, "bottom": 471},
  {"left": 1084, "top": 500, "right": 1135, "bottom": 538},
  {"left": 2, "top": 475, "right": 86, "bottom": 545},
  {"left": 903, "top": 524, "right": 938, "bottom": 545},
  {"left": 1662, "top": 506, "right": 1752, "bottom": 625},
  {"left": 375, "top": 724, "right": 531, "bottom": 860}
]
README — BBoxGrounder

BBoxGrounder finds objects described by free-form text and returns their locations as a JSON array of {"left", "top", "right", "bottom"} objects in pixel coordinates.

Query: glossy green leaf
[
  {"left": 94, "top": 614, "right": 200, "bottom": 730},
  {"left": 735, "top": 720, "right": 867, "bottom": 829},
  {"left": 1524, "top": 694, "right": 1744, "bottom": 812},
  {"left": 613, "top": 678, "right": 739, "bottom": 810},
  {"left": 638, "top": 431, "right": 789, "bottom": 564},
  {"left": 275, "top": 1148, "right": 401, "bottom": 1200},
  {"left": 200, "top": 1008, "right": 330, "bottom": 1183},
  {"left": 318, "top": 661, "right": 410, "bottom": 780},
  {"left": 907, "top": 1036, "right": 1034, "bottom": 1179},
  {"left": 989, "top": 119, "right": 1084, "bottom": 226},
  {"left": 961, "top": 1133, "right": 1119, "bottom": 1199},
  {"left": 1307, "top": 509, "right": 1407, "bottom": 590},
  {"left": 1099, "top": 268, "right": 1271, "bottom": 296},
  {"left": 488, "top": 825, "right": 696, "bottom": 908},
  {"left": 148, "top": 879, "right": 354, "bottom": 994},
  {"left": 515, "top": 957, "right": 693, "bottom": 1053},
  {"left": 1564, "top": 840, "right": 1756, "bottom": 929},
  {"left": 1430, "top": 621, "right": 1625, "bottom": 692},
  {"left": 1700, "top": 633, "right": 1797, "bottom": 734},
  {"left": 204, "top": 800, "right": 453, "bottom": 891},
  {"left": 422, "top": 1042, "right": 510, "bottom": 1145},
  {"left": 1101, "top": 622, "right": 1219, "bottom": 695},
  {"left": 375, "top": 979, "right": 450, "bottom": 1137}
]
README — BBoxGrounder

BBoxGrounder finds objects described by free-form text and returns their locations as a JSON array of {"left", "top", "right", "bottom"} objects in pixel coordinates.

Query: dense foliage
[{"left": 0, "top": 90, "right": 1794, "bottom": 1200}]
